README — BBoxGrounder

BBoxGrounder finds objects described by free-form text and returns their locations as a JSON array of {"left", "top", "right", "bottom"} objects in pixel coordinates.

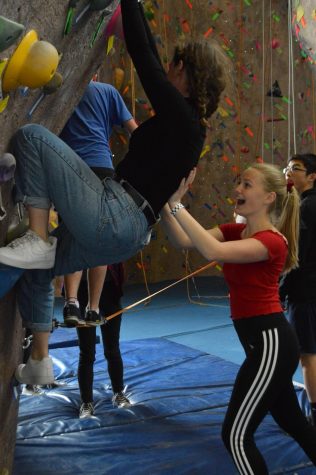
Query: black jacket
[
  {"left": 117, "top": 0, "right": 206, "bottom": 215},
  {"left": 279, "top": 188, "right": 316, "bottom": 303}
]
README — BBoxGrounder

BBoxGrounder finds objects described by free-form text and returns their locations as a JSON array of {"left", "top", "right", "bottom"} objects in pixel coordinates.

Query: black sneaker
[
  {"left": 85, "top": 309, "right": 103, "bottom": 326},
  {"left": 112, "top": 391, "right": 131, "bottom": 408},
  {"left": 79, "top": 402, "right": 94, "bottom": 419},
  {"left": 63, "top": 302, "right": 82, "bottom": 327}
]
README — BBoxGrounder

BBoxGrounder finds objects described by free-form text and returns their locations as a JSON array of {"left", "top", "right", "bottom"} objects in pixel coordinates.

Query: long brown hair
[{"left": 172, "top": 40, "right": 230, "bottom": 126}]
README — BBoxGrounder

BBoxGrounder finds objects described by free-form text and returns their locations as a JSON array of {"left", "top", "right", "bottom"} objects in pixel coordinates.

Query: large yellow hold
[{"left": 2, "top": 30, "right": 59, "bottom": 92}]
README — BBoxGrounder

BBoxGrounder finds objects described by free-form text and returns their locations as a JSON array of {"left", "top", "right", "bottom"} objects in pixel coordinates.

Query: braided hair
[{"left": 172, "top": 40, "right": 228, "bottom": 126}]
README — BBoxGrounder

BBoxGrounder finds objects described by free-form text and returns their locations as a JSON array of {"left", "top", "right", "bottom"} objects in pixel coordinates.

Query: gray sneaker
[
  {"left": 22, "top": 384, "right": 44, "bottom": 396},
  {"left": 79, "top": 402, "right": 94, "bottom": 418},
  {"left": 112, "top": 391, "right": 131, "bottom": 408},
  {"left": 15, "top": 356, "right": 55, "bottom": 385},
  {"left": 0, "top": 230, "right": 57, "bottom": 269}
]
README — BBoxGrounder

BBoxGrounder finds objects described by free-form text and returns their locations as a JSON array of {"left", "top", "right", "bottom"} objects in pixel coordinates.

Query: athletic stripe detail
[
  {"left": 229, "top": 328, "right": 279, "bottom": 474},
  {"left": 230, "top": 331, "right": 272, "bottom": 474}
]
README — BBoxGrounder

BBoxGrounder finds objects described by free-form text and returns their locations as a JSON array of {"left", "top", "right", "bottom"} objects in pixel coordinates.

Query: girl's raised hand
[{"left": 168, "top": 167, "right": 196, "bottom": 208}]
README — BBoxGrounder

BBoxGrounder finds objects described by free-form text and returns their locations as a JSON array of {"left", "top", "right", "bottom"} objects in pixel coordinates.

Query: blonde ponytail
[
  {"left": 250, "top": 163, "right": 300, "bottom": 273},
  {"left": 277, "top": 186, "right": 300, "bottom": 273}
]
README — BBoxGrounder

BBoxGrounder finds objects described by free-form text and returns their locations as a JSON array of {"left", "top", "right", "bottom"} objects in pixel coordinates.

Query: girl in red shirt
[{"left": 161, "top": 163, "right": 316, "bottom": 474}]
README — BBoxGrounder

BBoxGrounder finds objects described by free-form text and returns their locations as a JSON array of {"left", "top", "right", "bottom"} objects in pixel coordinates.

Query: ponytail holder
[{"left": 287, "top": 182, "right": 294, "bottom": 193}]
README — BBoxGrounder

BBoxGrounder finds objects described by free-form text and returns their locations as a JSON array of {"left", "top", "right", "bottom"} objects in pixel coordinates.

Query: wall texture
[{"left": 99, "top": 0, "right": 316, "bottom": 287}]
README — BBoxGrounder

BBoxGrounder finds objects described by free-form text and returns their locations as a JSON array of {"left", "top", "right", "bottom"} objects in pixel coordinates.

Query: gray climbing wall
[{"left": 0, "top": 1, "right": 118, "bottom": 473}]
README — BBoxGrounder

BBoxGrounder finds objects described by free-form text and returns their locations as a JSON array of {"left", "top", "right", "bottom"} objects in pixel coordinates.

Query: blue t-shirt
[{"left": 60, "top": 82, "right": 132, "bottom": 168}]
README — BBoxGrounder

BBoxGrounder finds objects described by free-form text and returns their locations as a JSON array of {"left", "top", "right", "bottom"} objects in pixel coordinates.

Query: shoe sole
[
  {"left": 84, "top": 321, "right": 103, "bottom": 327},
  {"left": 15, "top": 365, "right": 55, "bottom": 386},
  {"left": 79, "top": 414, "right": 94, "bottom": 419},
  {"left": 64, "top": 316, "right": 85, "bottom": 327},
  {"left": 0, "top": 253, "right": 55, "bottom": 269}
]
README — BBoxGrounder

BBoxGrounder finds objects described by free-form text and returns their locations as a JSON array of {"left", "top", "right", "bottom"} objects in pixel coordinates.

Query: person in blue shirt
[
  {"left": 62, "top": 82, "right": 136, "bottom": 416},
  {"left": 1, "top": 0, "right": 228, "bottom": 386},
  {"left": 20, "top": 82, "right": 136, "bottom": 412},
  {"left": 59, "top": 81, "right": 137, "bottom": 327}
]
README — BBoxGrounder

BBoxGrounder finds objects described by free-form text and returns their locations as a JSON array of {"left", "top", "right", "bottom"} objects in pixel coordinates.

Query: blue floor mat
[
  {"left": 14, "top": 338, "right": 314, "bottom": 475},
  {"left": 48, "top": 324, "right": 100, "bottom": 349}
]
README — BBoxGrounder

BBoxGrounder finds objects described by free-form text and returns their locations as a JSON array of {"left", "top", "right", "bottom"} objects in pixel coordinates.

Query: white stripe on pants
[{"left": 229, "top": 329, "right": 279, "bottom": 474}]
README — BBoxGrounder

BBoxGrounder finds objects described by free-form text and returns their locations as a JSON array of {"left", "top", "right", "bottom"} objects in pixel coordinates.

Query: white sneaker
[
  {"left": 0, "top": 230, "right": 57, "bottom": 269},
  {"left": 15, "top": 356, "right": 55, "bottom": 385},
  {"left": 79, "top": 402, "right": 94, "bottom": 419}
]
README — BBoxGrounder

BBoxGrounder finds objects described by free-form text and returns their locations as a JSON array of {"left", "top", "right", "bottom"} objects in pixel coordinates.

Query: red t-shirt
[{"left": 219, "top": 223, "right": 287, "bottom": 319}]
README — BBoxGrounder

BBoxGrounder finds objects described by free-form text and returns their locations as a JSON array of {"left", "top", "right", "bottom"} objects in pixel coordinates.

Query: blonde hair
[
  {"left": 249, "top": 163, "right": 300, "bottom": 273},
  {"left": 172, "top": 40, "right": 230, "bottom": 126}
]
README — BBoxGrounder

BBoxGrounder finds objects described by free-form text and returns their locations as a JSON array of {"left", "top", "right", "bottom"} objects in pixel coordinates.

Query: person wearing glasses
[{"left": 280, "top": 153, "right": 316, "bottom": 426}]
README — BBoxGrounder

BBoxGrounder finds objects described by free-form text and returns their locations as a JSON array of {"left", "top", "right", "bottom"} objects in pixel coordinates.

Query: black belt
[{"left": 115, "top": 177, "right": 158, "bottom": 228}]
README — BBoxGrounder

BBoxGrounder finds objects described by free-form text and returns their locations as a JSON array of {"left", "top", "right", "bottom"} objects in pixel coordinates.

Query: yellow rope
[
  {"left": 139, "top": 250, "right": 151, "bottom": 305},
  {"left": 162, "top": 0, "right": 168, "bottom": 64},
  {"left": 185, "top": 251, "right": 227, "bottom": 306},
  {"left": 105, "top": 260, "right": 217, "bottom": 322},
  {"left": 234, "top": 0, "right": 244, "bottom": 176},
  {"left": 130, "top": 58, "right": 136, "bottom": 118},
  {"left": 312, "top": 72, "right": 316, "bottom": 154}
]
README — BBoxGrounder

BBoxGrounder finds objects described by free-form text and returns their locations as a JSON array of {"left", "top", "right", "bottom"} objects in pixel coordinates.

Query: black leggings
[
  {"left": 76, "top": 280, "right": 124, "bottom": 402},
  {"left": 222, "top": 313, "right": 316, "bottom": 474}
]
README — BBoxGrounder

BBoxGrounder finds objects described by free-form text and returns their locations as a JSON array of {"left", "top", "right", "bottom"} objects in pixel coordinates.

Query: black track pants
[{"left": 222, "top": 313, "right": 316, "bottom": 474}]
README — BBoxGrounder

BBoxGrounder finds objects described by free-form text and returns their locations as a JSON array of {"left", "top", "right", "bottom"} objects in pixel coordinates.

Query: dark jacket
[{"left": 279, "top": 188, "right": 316, "bottom": 303}]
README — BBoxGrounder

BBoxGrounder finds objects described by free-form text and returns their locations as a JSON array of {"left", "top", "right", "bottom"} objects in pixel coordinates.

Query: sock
[
  {"left": 311, "top": 403, "right": 316, "bottom": 426},
  {"left": 65, "top": 298, "right": 79, "bottom": 308}
]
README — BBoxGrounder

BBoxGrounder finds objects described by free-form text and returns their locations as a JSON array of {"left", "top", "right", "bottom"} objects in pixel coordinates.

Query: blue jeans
[{"left": 11, "top": 124, "right": 151, "bottom": 331}]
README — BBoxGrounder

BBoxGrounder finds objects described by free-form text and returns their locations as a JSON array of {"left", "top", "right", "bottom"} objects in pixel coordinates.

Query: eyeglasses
[{"left": 283, "top": 165, "right": 307, "bottom": 174}]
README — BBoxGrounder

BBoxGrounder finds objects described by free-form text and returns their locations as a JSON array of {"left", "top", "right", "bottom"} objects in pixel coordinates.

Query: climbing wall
[
  {"left": 0, "top": 1, "right": 315, "bottom": 472},
  {"left": 0, "top": 2, "right": 119, "bottom": 473},
  {"left": 99, "top": 0, "right": 316, "bottom": 285}
]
